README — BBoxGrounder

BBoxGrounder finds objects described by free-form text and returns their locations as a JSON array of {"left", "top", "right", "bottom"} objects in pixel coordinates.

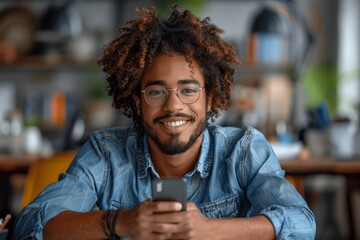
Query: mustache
[{"left": 154, "top": 113, "right": 195, "bottom": 123}]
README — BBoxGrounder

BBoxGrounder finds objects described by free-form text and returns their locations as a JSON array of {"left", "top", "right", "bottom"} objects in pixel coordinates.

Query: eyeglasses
[{"left": 141, "top": 84, "right": 204, "bottom": 107}]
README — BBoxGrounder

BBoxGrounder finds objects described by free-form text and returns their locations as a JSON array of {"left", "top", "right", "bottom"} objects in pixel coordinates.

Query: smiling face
[{"left": 135, "top": 53, "right": 210, "bottom": 155}]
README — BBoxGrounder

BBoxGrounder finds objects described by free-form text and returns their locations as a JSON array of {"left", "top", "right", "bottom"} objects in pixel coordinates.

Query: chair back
[{"left": 21, "top": 151, "right": 76, "bottom": 209}]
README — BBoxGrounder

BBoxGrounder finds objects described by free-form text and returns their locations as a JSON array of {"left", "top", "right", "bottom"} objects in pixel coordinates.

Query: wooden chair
[{"left": 20, "top": 151, "right": 76, "bottom": 209}]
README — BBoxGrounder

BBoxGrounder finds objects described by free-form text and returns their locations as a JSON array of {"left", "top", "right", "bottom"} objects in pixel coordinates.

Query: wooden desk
[
  {"left": 280, "top": 156, "right": 360, "bottom": 239},
  {"left": 280, "top": 156, "right": 360, "bottom": 175}
]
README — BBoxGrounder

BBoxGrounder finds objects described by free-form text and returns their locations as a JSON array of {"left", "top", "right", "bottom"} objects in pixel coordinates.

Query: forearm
[
  {"left": 43, "top": 211, "right": 107, "bottom": 240},
  {"left": 208, "top": 215, "right": 275, "bottom": 240}
]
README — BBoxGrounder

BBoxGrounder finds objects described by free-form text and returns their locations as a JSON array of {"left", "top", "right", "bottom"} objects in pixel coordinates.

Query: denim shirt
[{"left": 15, "top": 125, "right": 316, "bottom": 239}]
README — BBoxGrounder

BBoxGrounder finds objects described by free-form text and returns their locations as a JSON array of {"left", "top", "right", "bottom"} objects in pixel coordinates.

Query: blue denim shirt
[{"left": 15, "top": 125, "right": 316, "bottom": 239}]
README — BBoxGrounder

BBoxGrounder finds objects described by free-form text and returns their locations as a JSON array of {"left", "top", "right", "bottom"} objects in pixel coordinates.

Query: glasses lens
[
  {"left": 178, "top": 84, "right": 201, "bottom": 104},
  {"left": 144, "top": 86, "right": 168, "bottom": 106},
  {"left": 143, "top": 84, "right": 202, "bottom": 106}
]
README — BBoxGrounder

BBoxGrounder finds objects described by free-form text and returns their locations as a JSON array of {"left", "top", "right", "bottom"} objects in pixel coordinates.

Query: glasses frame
[{"left": 141, "top": 85, "right": 205, "bottom": 107}]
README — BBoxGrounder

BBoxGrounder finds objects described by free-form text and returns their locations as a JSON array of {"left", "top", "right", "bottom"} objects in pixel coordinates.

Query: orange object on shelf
[
  {"left": 247, "top": 34, "right": 257, "bottom": 65},
  {"left": 50, "top": 91, "right": 66, "bottom": 128}
]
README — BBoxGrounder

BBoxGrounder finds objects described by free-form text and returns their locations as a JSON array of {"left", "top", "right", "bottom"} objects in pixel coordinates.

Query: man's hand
[
  {"left": 166, "top": 202, "right": 216, "bottom": 239},
  {"left": 116, "top": 199, "right": 181, "bottom": 239},
  {"left": 117, "top": 200, "right": 218, "bottom": 240},
  {"left": 116, "top": 200, "right": 275, "bottom": 240}
]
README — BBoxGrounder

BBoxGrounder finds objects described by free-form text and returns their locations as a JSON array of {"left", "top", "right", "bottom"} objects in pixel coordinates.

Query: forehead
[{"left": 141, "top": 53, "right": 204, "bottom": 87}]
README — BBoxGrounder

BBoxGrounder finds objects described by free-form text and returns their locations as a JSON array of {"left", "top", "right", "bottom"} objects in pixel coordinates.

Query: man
[{"left": 15, "top": 6, "right": 316, "bottom": 239}]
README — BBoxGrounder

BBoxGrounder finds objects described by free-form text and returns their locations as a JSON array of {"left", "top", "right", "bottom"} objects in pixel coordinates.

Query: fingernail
[{"left": 175, "top": 202, "right": 182, "bottom": 210}]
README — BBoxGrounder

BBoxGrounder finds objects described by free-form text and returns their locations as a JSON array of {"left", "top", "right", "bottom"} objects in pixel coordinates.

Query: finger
[
  {"left": 151, "top": 201, "right": 183, "bottom": 213},
  {"left": 169, "top": 232, "right": 188, "bottom": 240},
  {"left": 138, "top": 198, "right": 157, "bottom": 214},
  {"left": 151, "top": 231, "right": 173, "bottom": 240},
  {"left": 0, "top": 214, "right": 11, "bottom": 230},
  {"left": 185, "top": 202, "right": 198, "bottom": 210},
  {"left": 152, "top": 211, "right": 186, "bottom": 224},
  {"left": 151, "top": 222, "right": 181, "bottom": 234}
]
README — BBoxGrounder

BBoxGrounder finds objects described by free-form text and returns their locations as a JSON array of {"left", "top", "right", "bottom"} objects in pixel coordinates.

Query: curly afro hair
[{"left": 97, "top": 5, "right": 240, "bottom": 126}]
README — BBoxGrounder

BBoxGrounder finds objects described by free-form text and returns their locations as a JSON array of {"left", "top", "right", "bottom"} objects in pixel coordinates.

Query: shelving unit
[
  {"left": 0, "top": 0, "right": 295, "bottom": 138},
  {"left": 0, "top": 56, "right": 97, "bottom": 72}
]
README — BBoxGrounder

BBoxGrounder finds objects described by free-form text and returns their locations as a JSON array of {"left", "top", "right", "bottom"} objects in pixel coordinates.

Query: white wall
[{"left": 338, "top": 0, "right": 360, "bottom": 117}]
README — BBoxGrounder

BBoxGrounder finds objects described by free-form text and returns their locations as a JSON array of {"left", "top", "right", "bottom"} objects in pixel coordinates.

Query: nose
[{"left": 162, "top": 89, "right": 184, "bottom": 111}]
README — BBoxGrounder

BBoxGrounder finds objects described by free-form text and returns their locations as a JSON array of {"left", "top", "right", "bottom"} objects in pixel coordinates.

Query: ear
[{"left": 133, "top": 95, "right": 141, "bottom": 115}]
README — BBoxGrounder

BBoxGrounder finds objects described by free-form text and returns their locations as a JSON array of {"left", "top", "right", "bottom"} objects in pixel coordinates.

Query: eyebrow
[
  {"left": 144, "top": 80, "right": 165, "bottom": 88},
  {"left": 144, "top": 79, "right": 200, "bottom": 88},
  {"left": 178, "top": 79, "right": 200, "bottom": 85}
]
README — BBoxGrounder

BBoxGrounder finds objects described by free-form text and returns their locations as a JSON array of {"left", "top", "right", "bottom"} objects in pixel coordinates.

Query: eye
[
  {"left": 147, "top": 88, "right": 167, "bottom": 97},
  {"left": 180, "top": 86, "right": 200, "bottom": 96}
]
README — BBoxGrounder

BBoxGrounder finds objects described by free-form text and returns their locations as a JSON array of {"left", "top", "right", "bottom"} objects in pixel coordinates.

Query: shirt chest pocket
[
  {"left": 198, "top": 194, "right": 240, "bottom": 219},
  {"left": 109, "top": 200, "right": 137, "bottom": 210}
]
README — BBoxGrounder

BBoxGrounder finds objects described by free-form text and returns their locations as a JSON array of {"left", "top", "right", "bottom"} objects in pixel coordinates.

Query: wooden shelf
[{"left": 0, "top": 55, "right": 98, "bottom": 72}]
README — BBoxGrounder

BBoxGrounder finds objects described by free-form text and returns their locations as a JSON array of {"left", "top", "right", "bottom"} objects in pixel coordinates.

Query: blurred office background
[{"left": 0, "top": 0, "right": 359, "bottom": 239}]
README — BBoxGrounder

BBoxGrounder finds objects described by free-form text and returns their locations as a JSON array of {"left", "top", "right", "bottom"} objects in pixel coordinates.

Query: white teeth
[{"left": 164, "top": 120, "right": 186, "bottom": 127}]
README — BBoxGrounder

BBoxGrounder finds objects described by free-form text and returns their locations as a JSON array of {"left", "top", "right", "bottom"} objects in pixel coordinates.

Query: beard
[{"left": 142, "top": 115, "right": 207, "bottom": 155}]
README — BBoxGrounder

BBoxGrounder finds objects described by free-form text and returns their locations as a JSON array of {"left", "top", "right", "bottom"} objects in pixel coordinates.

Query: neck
[{"left": 148, "top": 136, "right": 203, "bottom": 178}]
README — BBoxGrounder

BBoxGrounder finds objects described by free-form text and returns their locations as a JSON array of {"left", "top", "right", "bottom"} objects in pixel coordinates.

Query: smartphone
[
  {"left": 0, "top": 229, "right": 8, "bottom": 240},
  {"left": 152, "top": 178, "right": 187, "bottom": 211}
]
